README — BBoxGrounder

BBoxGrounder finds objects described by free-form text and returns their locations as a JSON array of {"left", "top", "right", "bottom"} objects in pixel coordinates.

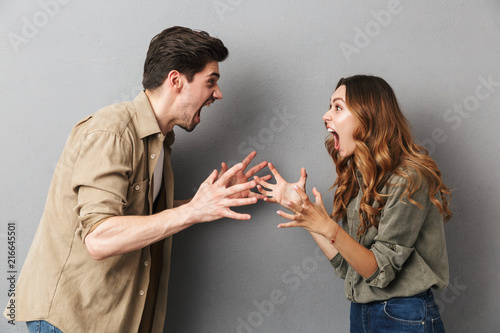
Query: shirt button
[
  {"left": 151, "top": 154, "right": 156, "bottom": 159},
  {"left": 135, "top": 185, "right": 140, "bottom": 191},
  {"left": 144, "top": 261, "right": 149, "bottom": 267},
  {"left": 139, "top": 290, "right": 145, "bottom": 296}
]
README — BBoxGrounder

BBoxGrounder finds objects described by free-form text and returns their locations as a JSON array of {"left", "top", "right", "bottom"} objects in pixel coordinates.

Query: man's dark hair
[{"left": 142, "top": 26, "right": 229, "bottom": 91}]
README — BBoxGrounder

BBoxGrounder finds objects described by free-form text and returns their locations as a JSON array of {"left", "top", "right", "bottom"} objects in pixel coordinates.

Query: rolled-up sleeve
[
  {"left": 72, "top": 130, "right": 132, "bottom": 242},
  {"left": 365, "top": 176, "right": 431, "bottom": 288},
  {"left": 330, "top": 252, "right": 348, "bottom": 279}
]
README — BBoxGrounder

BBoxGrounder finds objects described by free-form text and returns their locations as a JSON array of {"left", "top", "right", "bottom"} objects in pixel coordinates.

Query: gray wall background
[{"left": 1, "top": 0, "right": 499, "bottom": 332}]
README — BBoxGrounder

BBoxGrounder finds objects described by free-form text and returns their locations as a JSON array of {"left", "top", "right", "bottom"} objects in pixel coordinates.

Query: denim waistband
[
  {"left": 373, "top": 289, "right": 434, "bottom": 304},
  {"left": 414, "top": 288, "right": 434, "bottom": 300}
]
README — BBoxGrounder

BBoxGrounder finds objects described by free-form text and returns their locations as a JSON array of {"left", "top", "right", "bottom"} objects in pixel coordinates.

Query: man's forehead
[{"left": 202, "top": 61, "right": 220, "bottom": 77}]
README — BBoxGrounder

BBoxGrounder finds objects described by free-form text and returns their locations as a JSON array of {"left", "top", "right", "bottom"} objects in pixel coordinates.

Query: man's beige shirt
[{"left": 5, "top": 91, "right": 175, "bottom": 332}]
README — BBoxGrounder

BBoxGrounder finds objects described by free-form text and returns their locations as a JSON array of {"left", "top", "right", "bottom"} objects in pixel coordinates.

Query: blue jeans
[
  {"left": 350, "top": 289, "right": 445, "bottom": 332},
  {"left": 26, "top": 320, "right": 63, "bottom": 333}
]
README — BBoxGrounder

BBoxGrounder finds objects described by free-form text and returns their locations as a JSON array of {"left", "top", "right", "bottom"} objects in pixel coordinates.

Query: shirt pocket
[{"left": 125, "top": 179, "right": 149, "bottom": 215}]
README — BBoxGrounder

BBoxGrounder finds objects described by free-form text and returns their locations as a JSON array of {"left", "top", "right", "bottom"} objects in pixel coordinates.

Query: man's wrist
[{"left": 177, "top": 200, "right": 198, "bottom": 226}]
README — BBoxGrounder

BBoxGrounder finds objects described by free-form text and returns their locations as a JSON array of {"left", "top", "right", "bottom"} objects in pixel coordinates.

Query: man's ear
[{"left": 165, "top": 70, "right": 182, "bottom": 91}]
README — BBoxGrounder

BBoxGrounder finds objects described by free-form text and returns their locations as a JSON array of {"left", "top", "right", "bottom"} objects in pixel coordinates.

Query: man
[{"left": 5, "top": 26, "right": 268, "bottom": 332}]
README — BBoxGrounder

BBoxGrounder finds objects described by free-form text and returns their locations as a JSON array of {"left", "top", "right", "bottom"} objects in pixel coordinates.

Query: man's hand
[
  {"left": 254, "top": 163, "right": 307, "bottom": 207},
  {"left": 218, "top": 151, "right": 271, "bottom": 199},
  {"left": 186, "top": 163, "right": 261, "bottom": 223}
]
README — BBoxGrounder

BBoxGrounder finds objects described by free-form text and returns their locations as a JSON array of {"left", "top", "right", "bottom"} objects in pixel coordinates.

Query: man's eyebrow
[{"left": 207, "top": 72, "right": 220, "bottom": 78}]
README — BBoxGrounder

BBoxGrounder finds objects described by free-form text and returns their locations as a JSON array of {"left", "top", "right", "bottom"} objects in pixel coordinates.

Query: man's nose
[{"left": 213, "top": 85, "right": 223, "bottom": 100}]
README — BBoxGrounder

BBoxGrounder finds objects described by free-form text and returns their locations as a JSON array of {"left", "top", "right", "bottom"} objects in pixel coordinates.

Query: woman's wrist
[{"left": 324, "top": 220, "right": 340, "bottom": 243}]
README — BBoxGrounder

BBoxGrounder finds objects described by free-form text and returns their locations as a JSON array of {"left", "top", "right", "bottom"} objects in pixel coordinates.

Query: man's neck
[{"left": 144, "top": 88, "right": 175, "bottom": 134}]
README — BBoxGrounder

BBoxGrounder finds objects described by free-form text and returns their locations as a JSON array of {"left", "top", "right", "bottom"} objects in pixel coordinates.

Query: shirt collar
[
  {"left": 355, "top": 169, "right": 364, "bottom": 188},
  {"left": 133, "top": 90, "right": 175, "bottom": 146}
]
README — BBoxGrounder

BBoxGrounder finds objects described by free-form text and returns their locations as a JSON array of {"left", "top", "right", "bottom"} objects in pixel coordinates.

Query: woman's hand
[
  {"left": 276, "top": 186, "right": 337, "bottom": 239},
  {"left": 253, "top": 163, "right": 307, "bottom": 207}
]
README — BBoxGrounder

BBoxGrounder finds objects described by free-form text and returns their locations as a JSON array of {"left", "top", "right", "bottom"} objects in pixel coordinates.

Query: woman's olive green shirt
[{"left": 330, "top": 170, "right": 449, "bottom": 303}]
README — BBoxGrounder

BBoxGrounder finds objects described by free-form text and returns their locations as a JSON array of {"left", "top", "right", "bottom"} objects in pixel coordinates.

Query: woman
[{"left": 254, "top": 75, "right": 452, "bottom": 332}]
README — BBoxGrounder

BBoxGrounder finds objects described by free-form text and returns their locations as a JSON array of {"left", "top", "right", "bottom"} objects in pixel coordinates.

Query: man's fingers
[
  {"left": 256, "top": 184, "right": 270, "bottom": 196},
  {"left": 253, "top": 176, "right": 274, "bottom": 189},
  {"left": 298, "top": 168, "right": 307, "bottom": 187},
  {"left": 240, "top": 151, "right": 257, "bottom": 169},
  {"left": 225, "top": 197, "right": 258, "bottom": 207},
  {"left": 222, "top": 209, "right": 252, "bottom": 220},
  {"left": 261, "top": 174, "right": 272, "bottom": 181},
  {"left": 216, "top": 162, "right": 244, "bottom": 184},
  {"left": 218, "top": 162, "right": 228, "bottom": 178},
  {"left": 204, "top": 169, "right": 219, "bottom": 184},
  {"left": 244, "top": 160, "right": 269, "bottom": 178},
  {"left": 226, "top": 181, "right": 256, "bottom": 197},
  {"left": 247, "top": 192, "right": 267, "bottom": 200}
]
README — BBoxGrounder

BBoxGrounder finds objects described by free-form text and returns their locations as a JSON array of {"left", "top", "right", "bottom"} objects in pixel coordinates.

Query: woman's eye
[{"left": 335, "top": 105, "right": 342, "bottom": 111}]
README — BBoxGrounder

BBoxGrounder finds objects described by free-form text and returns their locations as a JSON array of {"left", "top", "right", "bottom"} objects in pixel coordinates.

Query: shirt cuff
[
  {"left": 87, "top": 216, "right": 113, "bottom": 234},
  {"left": 80, "top": 215, "right": 113, "bottom": 243},
  {"left": 330, "top": 252, "right": 344, "bottom": 268},
  {"left": 364, "top": 266, "right": 381, "bottom": 286}
]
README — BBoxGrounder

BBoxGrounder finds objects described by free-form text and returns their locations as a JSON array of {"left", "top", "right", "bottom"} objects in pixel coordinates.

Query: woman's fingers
[
  {"left": 263, "top": 197, "right": 277, "bottom": 203},
  {"left": 277, "top": 221, "right": 299, "bottom": 228},
  {"left": 268, "top": 162, "right": 285, "bottom": 182},
  {"left": 293, "top": 185, "right": 310, "bottom": 203},
  {"left": 312, "top": 187, "right": 323, "bottom": 205},
  {"left": 276, "top": 210, "right": 296, "bottom": 220},
  {"left": 286, "top": 200, "right": 303, "bottom": 214}
]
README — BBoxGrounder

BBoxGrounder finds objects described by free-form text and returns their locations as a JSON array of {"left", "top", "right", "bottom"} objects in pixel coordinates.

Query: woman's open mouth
[{"left": 328, "top": 128, "right": 340, "bottom": 150}]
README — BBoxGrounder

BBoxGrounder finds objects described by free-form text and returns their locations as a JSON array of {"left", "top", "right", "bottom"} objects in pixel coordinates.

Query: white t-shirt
[{"left": 152, "top": 144, "right": 164, "bottom": 201}]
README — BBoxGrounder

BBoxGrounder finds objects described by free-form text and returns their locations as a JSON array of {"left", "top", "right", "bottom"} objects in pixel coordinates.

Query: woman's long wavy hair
[{"left": 326, "top": 75, "right": 452, "bottom": 237}]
